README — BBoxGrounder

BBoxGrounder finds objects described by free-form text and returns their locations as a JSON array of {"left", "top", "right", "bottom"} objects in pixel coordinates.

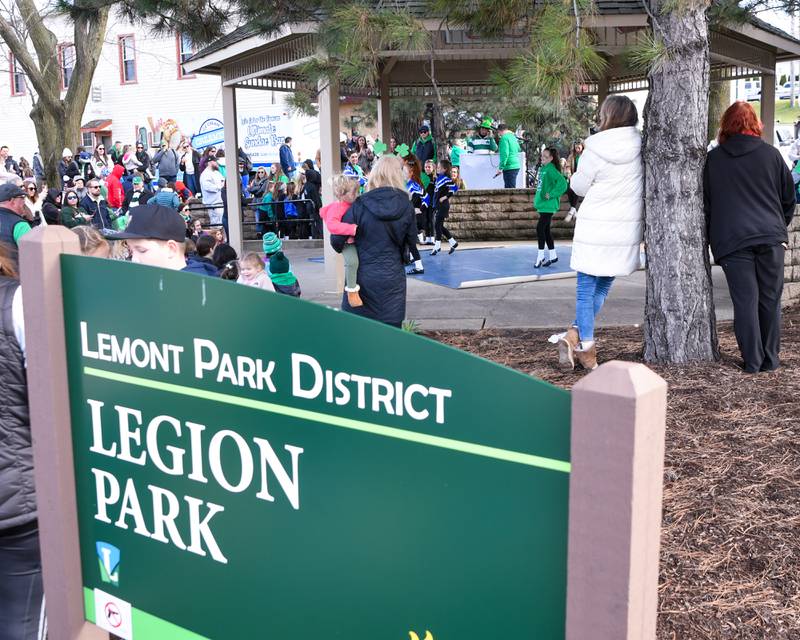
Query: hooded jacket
[
  {"left": 569, "top": 126, "right": 644, "bottom": 277},
  {"left": 106, "top": 164, "right": 125, "bottom": 209},
  {"left": 534, "top": 162, "right": 568, "bottom": 214},
  {"left": 153, "top": 147, "right": 180, "bottom": 177},
  {"left": 41, "top": 188, "right": 62, "bottom": 225},
  {"left": 411, "top": 135, "right": 436, "bottom": 164},
  {"left": 331, "top": 187, "right": 417, "bottom": 327},
  {"left": 182, "top": 254, "right": 220, "bottom": 277},
  {"left": 704, "top": 134, "right": 795, "bottom": 260}
]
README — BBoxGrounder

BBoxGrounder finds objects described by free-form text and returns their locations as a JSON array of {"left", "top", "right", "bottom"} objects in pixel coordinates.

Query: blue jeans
[
  {"left": 502, "top": 169, "right": 519, "bottom": 188},
  {"left": 575, "top": 272, "right": 615, "bottom": 342}
]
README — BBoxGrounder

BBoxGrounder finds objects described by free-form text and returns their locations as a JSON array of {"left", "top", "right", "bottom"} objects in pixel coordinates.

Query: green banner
[{"left": 62, "top": 254, "right": 571, "bottom": 639}]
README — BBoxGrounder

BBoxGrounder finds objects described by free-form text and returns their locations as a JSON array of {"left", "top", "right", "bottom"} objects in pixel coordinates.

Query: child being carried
[{"left": 320, "top": 175, "right": 362, "bottom": 307}]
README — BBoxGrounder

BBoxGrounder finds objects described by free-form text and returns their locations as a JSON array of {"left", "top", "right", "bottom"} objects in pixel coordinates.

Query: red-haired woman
[{"left": 704, "top": 101, "right": 795, "bottom": 373}]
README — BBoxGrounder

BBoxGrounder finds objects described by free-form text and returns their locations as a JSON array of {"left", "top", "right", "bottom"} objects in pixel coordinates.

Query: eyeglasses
[
  {"left": 136, "top": 146, "right": 143, "bottom": 149},
  {"left": 66, "top": 195, "right": 78, "bottom": 200},
  {"left": 89, "top": 186, "right": 101, "bottom": 190},
  {"left": 26, "top": 186, "right": 36, "bottom": 191}
]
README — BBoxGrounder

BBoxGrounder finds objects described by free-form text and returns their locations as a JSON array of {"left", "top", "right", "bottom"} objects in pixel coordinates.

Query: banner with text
[{"left": 62, "top": 255, "right": 571, "bottom": 639}]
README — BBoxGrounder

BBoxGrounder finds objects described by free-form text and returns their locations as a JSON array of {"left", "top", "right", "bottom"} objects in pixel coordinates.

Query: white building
[{"left": 0, "top": 11, "right": 324, "bottom": 166}]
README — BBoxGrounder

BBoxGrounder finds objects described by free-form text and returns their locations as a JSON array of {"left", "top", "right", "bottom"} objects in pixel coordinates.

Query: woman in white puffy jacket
[{"left": 557, "top": 95, "right": 643, "bottom": 370}]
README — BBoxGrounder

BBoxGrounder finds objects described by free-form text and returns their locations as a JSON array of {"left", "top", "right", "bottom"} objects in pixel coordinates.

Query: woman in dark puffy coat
[
  {"left": 41, "top": 188, "right": 62, "bottom": 226},
  {"left": 301, "top": 159, "right": 323, "bottom": 238},
  {"left": 331, "top": 155, "right": 418, "bottom": 327}
]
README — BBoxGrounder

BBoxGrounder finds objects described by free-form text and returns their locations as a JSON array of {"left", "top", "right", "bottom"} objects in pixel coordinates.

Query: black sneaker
[
  {"left": 534, "top": 259, "right": 544, "bottom": 268},
  {"left": 549, "top": 256, "right": 558, "bottom": 265},
  {"left": 430, "top": 248, "right": 440, "bottom": 256},
  {"left": 542, "top": 259, "right": 552, "bottom": 267},
  {"left": 448, "top": 241, "right": 459, "bottom": 255},
  {"left": 407, "top": 266, "right": 425, "bottom": 275}
]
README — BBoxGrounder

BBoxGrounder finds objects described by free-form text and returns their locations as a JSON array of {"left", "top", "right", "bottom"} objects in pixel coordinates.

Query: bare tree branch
[{"left": 0, "top": 11, "right": 61, "bottom": 113}]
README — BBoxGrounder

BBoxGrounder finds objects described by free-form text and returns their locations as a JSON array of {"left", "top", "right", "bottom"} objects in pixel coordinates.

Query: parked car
[
  {"left": 744, "top": 80, "right": 761, "bottom": 101},
  {"left": 777, "top": 82, "right": 800, "bottom": 100}
]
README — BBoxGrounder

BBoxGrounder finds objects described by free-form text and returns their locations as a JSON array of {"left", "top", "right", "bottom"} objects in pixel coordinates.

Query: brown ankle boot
[
  {"left": 557, "top": 327, "right": 580, "bottom": 370},
  {"left": 575, "top": 342, "right": 598, "bottom": 370},
  {"left": 346, "top": 287, "right": 363, "bottom": 308}
]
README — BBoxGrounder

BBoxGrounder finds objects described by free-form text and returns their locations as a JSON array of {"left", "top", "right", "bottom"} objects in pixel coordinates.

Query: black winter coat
[
  {"left": 704, "top": 134, "right": 795, "bottom": 260},
  {"left": 41, "top": 188, "right": 62, "bottom": 225},
  {"left": 303, "top": 168, "right": 323, "bottom": 211},
  {"left": 331, "top": 187, "right": 417, "bottom": 327}
]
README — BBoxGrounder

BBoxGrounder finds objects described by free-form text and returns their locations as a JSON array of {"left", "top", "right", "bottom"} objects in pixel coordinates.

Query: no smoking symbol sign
[{"left": 104, "top": 601, "right": 123, "bottom": 628}]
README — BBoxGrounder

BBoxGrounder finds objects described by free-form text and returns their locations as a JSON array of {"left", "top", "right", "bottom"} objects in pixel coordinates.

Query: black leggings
[
  {"left": 567, "top": 188, "right": 579, "bottom": 208},
  {"left": 434, "top": 206, "right": 452, "bottom": 242},
  {"left": 537, "top": 213, "right": 554, "bottom": 250}
]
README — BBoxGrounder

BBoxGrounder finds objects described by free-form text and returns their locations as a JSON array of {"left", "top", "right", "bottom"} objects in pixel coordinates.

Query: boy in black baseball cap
[{"left": 104, "top": 203, "right": 188, "bottom": 270}]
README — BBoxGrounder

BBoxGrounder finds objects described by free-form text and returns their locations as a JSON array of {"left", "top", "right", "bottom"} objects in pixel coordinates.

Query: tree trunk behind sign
[{"left": 642, "top": 0, "right": 719, "bottom": 364}]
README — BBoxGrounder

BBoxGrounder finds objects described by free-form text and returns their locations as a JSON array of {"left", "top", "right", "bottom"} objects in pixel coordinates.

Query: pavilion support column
[
  {"left": 378, "top": 72, "right": 392, "bottom": 144},
  {"left": 597, "top": 74, "right": 610, "bottom": 108},
  {"left": 761, "top": 71, "right": 776, "bottom": 144},
  {"left": 318, "top": 79, "right": 344, "bottom": 291},
  {"left": 222, "top": 84, "right": 243, "bottom": 255}
]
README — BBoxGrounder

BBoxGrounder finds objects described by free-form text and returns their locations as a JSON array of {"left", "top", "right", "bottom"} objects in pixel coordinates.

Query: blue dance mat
[{"left": 309, "top": 245, "right": 578, "bottom": 289}]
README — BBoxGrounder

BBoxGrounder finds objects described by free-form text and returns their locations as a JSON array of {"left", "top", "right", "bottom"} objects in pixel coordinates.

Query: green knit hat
[
  {"left": 479, "top": 117, "right": 494, "bottom": 130},
  {"left": 262, "top": 232, "right": 282, "bottom": 255},
  {"left": 269, "top": 251, "right": 291, "bottom": 274}
]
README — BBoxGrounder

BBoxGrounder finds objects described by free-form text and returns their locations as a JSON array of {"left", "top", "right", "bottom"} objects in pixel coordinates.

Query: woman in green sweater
[
  {"left": 60, "top": 190, "right": 93, "bottom": 228},
  {"left": 533, "top": 148, "right": 568, "bottom": 268}
]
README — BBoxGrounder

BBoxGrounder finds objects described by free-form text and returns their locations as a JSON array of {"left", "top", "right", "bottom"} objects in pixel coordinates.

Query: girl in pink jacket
[{"left": 320, "top": 175, "right": 361, "bottom": 307}]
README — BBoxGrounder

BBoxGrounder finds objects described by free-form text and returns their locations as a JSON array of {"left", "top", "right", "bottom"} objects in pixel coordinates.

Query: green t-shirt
[
  {"left": 13, "top": 220, "right": 32, "bottom": 245},
  {"left": 450, "top": 146, "right": 464, "bottom": 167}
]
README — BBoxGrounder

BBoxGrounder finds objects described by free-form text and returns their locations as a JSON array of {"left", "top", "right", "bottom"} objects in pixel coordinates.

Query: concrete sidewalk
[{"left": 287, "top": 241, "right": 734, "bottom": 331}]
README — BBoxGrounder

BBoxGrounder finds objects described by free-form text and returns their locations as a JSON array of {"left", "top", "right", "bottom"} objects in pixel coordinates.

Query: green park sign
[
  {"left": 19, "top": 227, "right": 667, "bottom": 640},
  {"left": 62, "top": 255, "right": 571, "bottom": 639}
]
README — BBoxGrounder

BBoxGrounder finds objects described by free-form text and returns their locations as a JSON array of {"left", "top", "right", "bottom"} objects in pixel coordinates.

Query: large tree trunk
[
  {"left": 642, "top": 1, "right": 719, "bottom": 363},
  {"left": 707, "top": 80, "right": 730, "bottom": 143},
  {"left": 30, "top": 102, "right": 67, "bottom": 189}
]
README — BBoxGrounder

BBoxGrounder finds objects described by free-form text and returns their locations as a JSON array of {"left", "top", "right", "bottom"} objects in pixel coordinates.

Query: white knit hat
[{"left": 62, "top": 147, "right": 73, "bottom": 157}]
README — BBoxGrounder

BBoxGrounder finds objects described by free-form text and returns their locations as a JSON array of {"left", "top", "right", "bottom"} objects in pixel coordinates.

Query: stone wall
[
  {"left": 447, "top": 189, "right": 575, "bottom": 242},
  {"left": 783, "top": 207, "right": 800, "bottom": 305}
]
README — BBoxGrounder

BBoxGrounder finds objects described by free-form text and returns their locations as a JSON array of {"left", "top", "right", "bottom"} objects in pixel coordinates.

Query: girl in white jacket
[{"left": 557, "top": 95, "right": 643, "bottom": 370}]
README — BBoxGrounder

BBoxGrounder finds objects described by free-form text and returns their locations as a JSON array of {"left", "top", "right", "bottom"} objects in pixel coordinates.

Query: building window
[
  {"left": 177, "top": 33, "right": 195, "bottom": 79},
  {"left": 82, "top": 132, "right": 94, "bottom": 148},
  {"left": 58, "top": 43, "right": 75, "bottom": 90},
  {"left": 9, "top": 53, "right": 25, "bottom": 96},
  {"left": 118, "top": 35, "right": 137, "bottom": 84}
]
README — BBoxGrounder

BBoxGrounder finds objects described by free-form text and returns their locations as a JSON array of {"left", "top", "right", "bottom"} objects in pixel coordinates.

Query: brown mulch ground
[{"left": 429, "top": 305, "right": 800, "bottom": 640}]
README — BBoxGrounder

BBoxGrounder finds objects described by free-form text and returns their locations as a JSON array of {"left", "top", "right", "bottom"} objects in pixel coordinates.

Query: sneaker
[
  {"left": 448, "top": 241, "right": 459, "bottom": 255},
  {"left": 534, "top": 258, "right": 545, "bottom": 268},
  {"left": 542, "top": 259, "right": 552, "bottom": 267},
  {"left": 557, "top": 327, "right": 580, "bottom": 370},
  {"left": 425, "top": 239, "right": 435, "bottom": 246},
  {"left": 406, "top": 266, "right": 425, "bottom": 275},
  {"left": 548, "top": 256, "right": 558, "bottom": 265},
  {"left": 430, "top": 248, "right": 440, "bottom": 256}
]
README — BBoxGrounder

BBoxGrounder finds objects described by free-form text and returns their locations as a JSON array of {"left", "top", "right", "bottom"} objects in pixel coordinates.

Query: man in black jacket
[{"left": 704, "top": 129, "right": 796, "bottom": 372}]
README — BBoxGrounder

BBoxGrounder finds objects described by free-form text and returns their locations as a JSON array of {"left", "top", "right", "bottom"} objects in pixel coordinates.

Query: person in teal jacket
[
  {"left": 494, "top": 123, "right": 522, "bottom": 188},
  {"left": 533, "top": 147, "right": 568, "bottom": 268}
]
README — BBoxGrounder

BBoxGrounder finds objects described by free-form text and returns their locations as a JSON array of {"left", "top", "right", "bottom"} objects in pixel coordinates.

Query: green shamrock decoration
[
  {"left": 373, "top": 140, "right": 388, "bottom": 156},
  {"left": 395, "top": 143, "right": 410, "bottom": 158}
]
